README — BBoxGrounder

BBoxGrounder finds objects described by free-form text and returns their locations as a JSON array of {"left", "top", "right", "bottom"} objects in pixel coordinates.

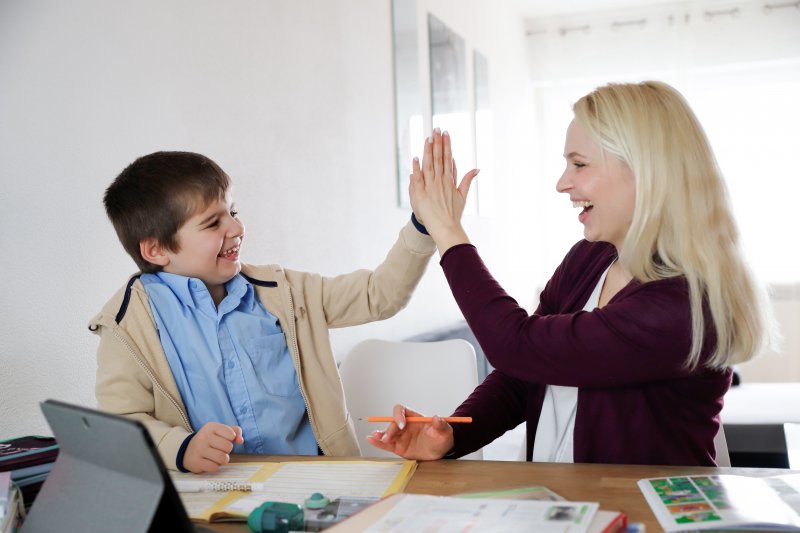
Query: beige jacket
[{"left": 89, "top": 221, "right": 435, "bottom": 470}]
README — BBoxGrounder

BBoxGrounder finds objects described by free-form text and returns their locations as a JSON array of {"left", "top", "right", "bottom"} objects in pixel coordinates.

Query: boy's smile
[{"left": 159, "top": 193, "right": 245, "bottom": 305}]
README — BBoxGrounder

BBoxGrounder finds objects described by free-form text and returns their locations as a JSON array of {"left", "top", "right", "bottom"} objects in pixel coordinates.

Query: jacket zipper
[{"left": 284, "top": 287, "right": 324, "bottom": 455}]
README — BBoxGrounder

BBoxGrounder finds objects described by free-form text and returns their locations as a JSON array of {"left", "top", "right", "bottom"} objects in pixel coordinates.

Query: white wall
[
  {"left": 522, "top": 0, "right": 800, "bottom": 380},
  {"left": 0, "top": 0, "right": 536, "bottom": 437}
]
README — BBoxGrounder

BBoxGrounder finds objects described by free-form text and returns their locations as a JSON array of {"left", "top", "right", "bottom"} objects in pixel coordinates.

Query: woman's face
[{"left": 556, "top": 119, "right": 636, "bottom": 250}]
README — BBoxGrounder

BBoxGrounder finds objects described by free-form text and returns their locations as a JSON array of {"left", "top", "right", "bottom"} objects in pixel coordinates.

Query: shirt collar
[{"left": 153, "top": 272, "right": 255, "bottom": 313}]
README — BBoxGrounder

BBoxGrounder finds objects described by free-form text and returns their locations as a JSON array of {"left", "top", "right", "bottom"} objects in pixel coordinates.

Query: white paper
[{"left": 364, "top": 494, "right": 598, "bottom": 533}]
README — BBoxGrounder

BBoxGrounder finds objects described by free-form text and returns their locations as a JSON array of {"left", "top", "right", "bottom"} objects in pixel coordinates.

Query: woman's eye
[{"left": 573, "top": 162, "right": 586, "bottom": 169}]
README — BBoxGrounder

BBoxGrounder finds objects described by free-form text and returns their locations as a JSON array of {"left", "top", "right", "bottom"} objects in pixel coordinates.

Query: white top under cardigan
[{"left": 531, "top": 262, "right": 613, "bottom": 463}]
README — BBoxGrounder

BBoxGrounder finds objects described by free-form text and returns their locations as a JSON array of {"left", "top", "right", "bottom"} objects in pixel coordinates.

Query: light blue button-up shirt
[{"left": 140, "top": 272, "right": 317, "bottom": 455}]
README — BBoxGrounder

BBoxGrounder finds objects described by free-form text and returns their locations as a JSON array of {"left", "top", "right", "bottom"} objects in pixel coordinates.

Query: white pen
[{"left": 174, "top": 479, "right": 266, "bottom": 493}]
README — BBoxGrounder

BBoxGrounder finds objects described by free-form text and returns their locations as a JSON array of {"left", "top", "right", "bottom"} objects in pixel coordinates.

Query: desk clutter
[
  {"left": 171, "top": 461, "right": 632, "bottom": 533},
  {"left": 0, "top": 435, "right": 59, "bottom": 531},
  {"left": 169, "top": 460, "right": 416, "bottom": 523}
]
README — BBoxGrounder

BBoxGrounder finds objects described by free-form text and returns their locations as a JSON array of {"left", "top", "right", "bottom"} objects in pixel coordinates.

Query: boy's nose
[{"left": 228, "top": 217, "right": 245, "bottom": 237}]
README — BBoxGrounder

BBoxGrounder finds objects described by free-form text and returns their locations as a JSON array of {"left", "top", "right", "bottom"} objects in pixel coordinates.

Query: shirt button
[{"left": 228, "top": 360, "right": 235, "bottom": 370}]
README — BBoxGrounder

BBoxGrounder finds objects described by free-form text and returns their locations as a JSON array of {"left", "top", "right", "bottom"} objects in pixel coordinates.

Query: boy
[{"left": 89, "top": 151, "right": 435, "bottom": 472}]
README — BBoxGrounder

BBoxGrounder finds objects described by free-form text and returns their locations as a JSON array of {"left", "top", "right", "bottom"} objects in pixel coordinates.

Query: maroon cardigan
[{"left": 443, "top": 240, "right": 731, "bottom": 466}]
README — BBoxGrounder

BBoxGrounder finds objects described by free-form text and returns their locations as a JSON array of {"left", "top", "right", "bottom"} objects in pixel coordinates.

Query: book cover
[
  {"left": 638, "top": 473, "right": 800, "bottom": 531},
  {"left": 0, "top": 436, "right": 59, "bottom": 472}
]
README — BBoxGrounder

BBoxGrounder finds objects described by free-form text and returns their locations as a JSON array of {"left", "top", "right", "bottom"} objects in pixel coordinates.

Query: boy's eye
[{"left": 230, "top": 209, "right": 239, "bottom": 217}]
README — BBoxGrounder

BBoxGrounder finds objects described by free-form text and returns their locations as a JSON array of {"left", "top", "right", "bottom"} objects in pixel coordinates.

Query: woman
[{"left": 368, "top": 81, "right": 774, "bottom": 466}]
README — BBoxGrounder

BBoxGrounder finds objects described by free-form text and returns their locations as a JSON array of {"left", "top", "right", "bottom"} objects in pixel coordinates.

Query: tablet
[{"left": 21, "top": 399, "right": 215, "bottom": 533}]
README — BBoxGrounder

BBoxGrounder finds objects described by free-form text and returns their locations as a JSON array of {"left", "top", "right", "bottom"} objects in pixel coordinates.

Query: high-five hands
[
  {"left": 409, "top": 129, "right": 479, "bottom": 255},
  {"left": 183, "top": 422, "right": 244, "bottom": 473},
  {"left": 366, "top": 404, "right": 454, "bottom": 461}
]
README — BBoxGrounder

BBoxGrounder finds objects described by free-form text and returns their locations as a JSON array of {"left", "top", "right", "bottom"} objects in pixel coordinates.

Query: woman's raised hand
[
  {"left": 365, "top": 404, "right": 454, "bottom": 461},
  {"left": 409, "top": 129, "right": 479, "bottom": 254}
]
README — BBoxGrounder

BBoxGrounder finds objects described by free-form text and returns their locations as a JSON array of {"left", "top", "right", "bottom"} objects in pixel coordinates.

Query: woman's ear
[{"left": 140, "top": 238, "right": 170, "bottom": 267}]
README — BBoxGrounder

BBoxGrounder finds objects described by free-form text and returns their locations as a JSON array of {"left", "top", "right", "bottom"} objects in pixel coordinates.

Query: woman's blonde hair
[{"left": 573, "top": 80, "right": 774, "bottom": 369}]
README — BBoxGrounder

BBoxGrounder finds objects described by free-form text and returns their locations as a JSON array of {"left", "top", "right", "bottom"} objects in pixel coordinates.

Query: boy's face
[{"left": 161, "top": 192, "right": 245, "bottom": 299}]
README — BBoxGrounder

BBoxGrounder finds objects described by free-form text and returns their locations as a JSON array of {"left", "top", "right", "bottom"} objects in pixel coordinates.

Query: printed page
[
  {"left": 362, "top": 494, "right": 598, "bottom": 533},
  {"left": 225, "top": 460, "right": 416, "bottom": 516},
  {"left": 638, "top": 475, "right": 800, "bottom": 531}
]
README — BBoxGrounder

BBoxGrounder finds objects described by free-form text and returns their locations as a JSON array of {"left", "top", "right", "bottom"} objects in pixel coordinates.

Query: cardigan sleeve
[
  {"left": 447, "top": 370, "right": 530, "bottom": 458},
  {"left": 440, "top": 243, "right": 707, "bottom": 388}
]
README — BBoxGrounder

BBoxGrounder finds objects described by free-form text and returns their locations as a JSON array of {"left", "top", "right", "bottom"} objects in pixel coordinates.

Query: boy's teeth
[{"left": 572, "top": 201, "right": 593, "bottom": 208}]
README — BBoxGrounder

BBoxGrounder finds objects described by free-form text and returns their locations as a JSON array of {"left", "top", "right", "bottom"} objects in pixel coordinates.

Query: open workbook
[
  {"left": 169, "top": 460, "right": 416, "bottom": 523},
  {"left": 638, "top": 473, "right": 800, "bottom": 531}
]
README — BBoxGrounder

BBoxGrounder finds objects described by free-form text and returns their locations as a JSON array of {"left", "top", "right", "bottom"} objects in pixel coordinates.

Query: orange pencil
[{"left": 360, "top": 416, "right": 472, "bottom": 423}]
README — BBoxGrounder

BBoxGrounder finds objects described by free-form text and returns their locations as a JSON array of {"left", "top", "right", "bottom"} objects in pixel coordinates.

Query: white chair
[
  {"left": 339, "top": 338, "right": 483, "bottom": 459},
  {"left": 784, "top": 422, "right": 800, "bottom": 469},
  {"left": 715, "top": 425, "right": 731, "bottom": 467}
]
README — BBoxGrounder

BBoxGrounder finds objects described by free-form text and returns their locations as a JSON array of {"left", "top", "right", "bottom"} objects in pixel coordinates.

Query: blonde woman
[{"left": 368, "top": 81, "right": 774, "bottom": 466}]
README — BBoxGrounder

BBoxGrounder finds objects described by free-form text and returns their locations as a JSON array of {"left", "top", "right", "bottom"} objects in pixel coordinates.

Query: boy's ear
[{"left": 139, "top": 238, "right": 170, "bottom": 267}]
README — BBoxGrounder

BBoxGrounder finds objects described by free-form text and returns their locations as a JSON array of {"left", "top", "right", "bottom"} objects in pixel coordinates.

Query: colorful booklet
[{"left": 638, "top": 473, "right": 800, "bottom": 531}]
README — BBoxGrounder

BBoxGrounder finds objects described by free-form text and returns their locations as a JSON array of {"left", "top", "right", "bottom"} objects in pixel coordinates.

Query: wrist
[
  {"left": 432, "top": 226, "right": 470, "bottom": 256},
  {"left": 410, "top": 212, "right": 429, "bottom": 235}
]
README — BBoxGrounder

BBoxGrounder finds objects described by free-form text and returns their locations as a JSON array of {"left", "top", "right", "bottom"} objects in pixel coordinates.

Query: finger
[
  {"left": 422, "top": 136, "right": 434, "bottom": 184},
  {"left": 442, "top": 131, "right": 453, "bottom": 184},
  {"left": 232, "top": 425, "right": 244, "bottom": 444},
  {"left": 201, "top": 447, "right": 231, "bottom": 467},
  {"left": 432, "top": 128, "right": 443, "bottom": 181},
  {"left": 410, "top": 156, "right": 422, "bottom": 191},
  {"left": 367, "top": 430, "right": 394, "bottom": 451},
  {"left": 452, "top": 158, "right": 458, "bottom": 187},
  {"left": 457, "top": 169, "right": 480, "bottom": 198},
  {"left": 208, "top": 434, "right": 235, "bottom": 454},
  {"left": 192, "top": 458, "right": 222, "bottom": 473},
  {"left": 393, "top": 404, "right": 407, "bottom": 430}
]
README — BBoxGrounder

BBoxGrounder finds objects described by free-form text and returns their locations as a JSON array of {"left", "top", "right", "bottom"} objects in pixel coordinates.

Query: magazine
[{"left": 638, "top": 473, "right": 800, "bottom": 531}]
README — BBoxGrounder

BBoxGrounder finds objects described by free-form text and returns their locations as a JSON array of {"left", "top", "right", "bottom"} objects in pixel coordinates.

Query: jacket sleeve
[
  {"left": 313, "top": 220, "right": 436, "bottom": 328},
  {"left": 94, "top": 326, "right": 191, "bottom": 470},
  {"left": 440, "top": 244, "right": 703, "bottom": 388}
]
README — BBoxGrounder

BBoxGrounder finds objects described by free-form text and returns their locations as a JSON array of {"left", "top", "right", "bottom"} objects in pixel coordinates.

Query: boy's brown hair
[{"left": 104, "top": 151, "right": 230, "bottom": 273}]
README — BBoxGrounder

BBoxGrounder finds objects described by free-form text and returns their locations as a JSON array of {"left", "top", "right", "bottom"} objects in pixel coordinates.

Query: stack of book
[
  {"left": 1, "top": 471, "right": 24, "bottom": 533},
  {"left": 0, "top": 435, "right": 59, "bottom": 511}
]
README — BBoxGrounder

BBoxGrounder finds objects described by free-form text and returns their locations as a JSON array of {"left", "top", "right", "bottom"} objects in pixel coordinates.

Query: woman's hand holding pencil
[{"left": 365, "top": 404, "right": 457, "bottom": 461}]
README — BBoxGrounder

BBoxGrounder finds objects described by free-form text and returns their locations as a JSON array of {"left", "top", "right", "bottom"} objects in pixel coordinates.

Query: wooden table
[{"left": 206, "top": 456, "right": 795, "bottom": 532}]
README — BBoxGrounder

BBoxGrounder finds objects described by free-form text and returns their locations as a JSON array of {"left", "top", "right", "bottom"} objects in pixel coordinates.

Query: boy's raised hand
[
  {"left": 366, "top": 404, "right": 454, "bottom": 461},
  {"left": 183, "top": 422, "right": 244, "bottom": 473}
]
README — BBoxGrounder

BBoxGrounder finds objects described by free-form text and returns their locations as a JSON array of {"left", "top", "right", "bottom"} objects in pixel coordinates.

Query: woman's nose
[{"left": 556, "top": 171, "right": 571, "bottom": 193}]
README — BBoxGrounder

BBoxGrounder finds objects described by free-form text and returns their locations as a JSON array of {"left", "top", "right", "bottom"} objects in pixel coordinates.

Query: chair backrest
[
  {"left": 785, "top": 422, "right": 800, "bottom": 469},
  {"left": 715, "top": 425, "right": 731, "bottom": 467},
  {"left": 339, "top": 338, "right": 482, "bottom": 460}
]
